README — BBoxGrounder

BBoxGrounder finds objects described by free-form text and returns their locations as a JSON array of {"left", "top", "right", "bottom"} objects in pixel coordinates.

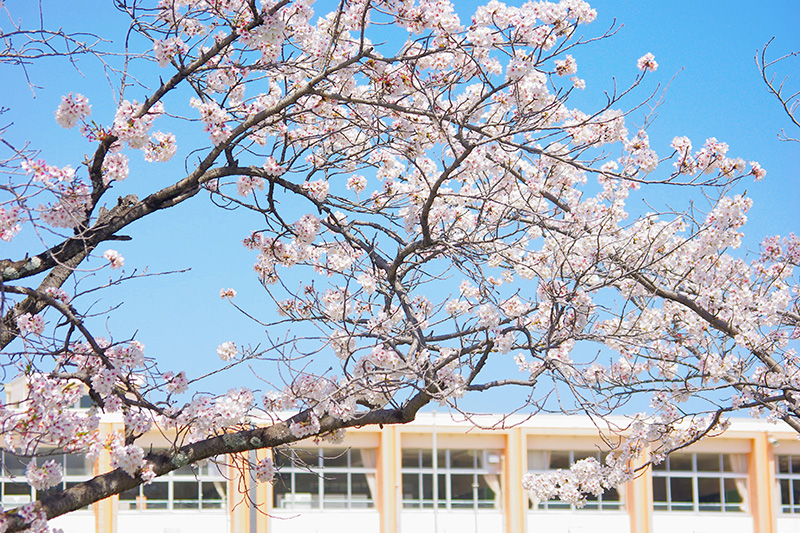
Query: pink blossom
[
  {"left": 163, "top": 371, "right": 189, "bottom": 394},
  {"left": 143, "top": 131, "right": 177, "bottom": 162},
  {"left": 555, "top": 55, "right": 578, "bottom": 76},
  {"left": 237, "top": 175, "right": 265, "bottom": 197},
  {"left": 16, "top": 313, "right": 45, "bottom": 336},
  {"left": 153, "top": 37, "right": 188, "bottom": 67},
  {"left": 750, "top": 161, "right": 767, "bottom": 181},
  {"left": 111, "top": 444, "right": 145, "bottom": 477},
  {"left": 637, "top": 52, "right": 658, "bottom": 72},
  {"left": 26, "top": 459, "right": 63, "bottom": 490},
  {"left": 103, "top": 249, "right": 125, "bottom": 269},
  {"left": 263, "top": 157, "right": 284, "bottom": 176},
  {"left": 0, "top": 206, "right": 21, "bottom": 241},
  {"left": 302, "top": 179, "right": 330, "bottom": 201},
  {"left": 255, "top": 456, "right": 275, "bottom": 483},
  {"left": 102, "top": 152, "right": 129, "bottom": 183},
  {"left": 346, "top": 174, "right": 367, "bottom": 193},
  {"left": 217, "top": 341, "right": 238, "bottom": 361},
  {"left": 219, "top": 288, "right": 237, "bottom": 299},
  {"left": 55, "top": 93, "right": 91, "bottom": 129}
]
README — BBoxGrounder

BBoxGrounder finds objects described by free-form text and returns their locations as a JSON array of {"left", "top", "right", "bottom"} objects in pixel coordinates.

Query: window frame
[
  {"left": 117, "top": 458, "right": 228, "bottom": 512},
  {"left": 272, "top": 447, "right": 377, "bottom": 511},
  {"left": 775, "top": 454, "right": 800, "bottom": 514},
  {"left": 400, "top": 448, "right": 502, "bottom": 511},
  {"left": 651, "top": 452, "right": 748, "bottom": 513},
  {"left": 0, "top": 449, "right": 94, "bottom": 510}
]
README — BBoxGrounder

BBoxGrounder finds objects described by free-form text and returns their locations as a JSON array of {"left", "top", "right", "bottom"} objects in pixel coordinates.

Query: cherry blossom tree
[{"left": 0, "top": 0, "right": 797, "bottom": 531}]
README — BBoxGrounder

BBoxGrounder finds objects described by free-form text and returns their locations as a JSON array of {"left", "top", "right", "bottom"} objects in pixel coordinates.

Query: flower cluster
[{"left": 55, "top": 93, "right": 91, "bottom": 129}]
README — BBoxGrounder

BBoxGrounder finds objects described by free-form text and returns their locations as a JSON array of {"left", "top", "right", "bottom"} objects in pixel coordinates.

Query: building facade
[{"left": 3, "top": 413, "right": 800, "bottom": 533}]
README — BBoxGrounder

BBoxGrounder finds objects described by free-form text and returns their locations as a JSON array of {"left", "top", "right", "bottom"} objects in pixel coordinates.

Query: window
[
  {"left": 1, "top": 449, "right": 93, "bottom": 509},
  {"left": 401, "top": 448, "right": 502, "bottom": 510},
  {"left": 776, "top": 455, "right": 800, "bottom": 513},
  {"left": 527, "top": 450, "right": 623, "bottom": 511},
  {"left": 272, "top": 447, "right": 377, "bottom": 510},
  {"left": 652, "top": 453, "right": 747, "bottom": 512},
  {"left": 118, "top": 457, "right": 227, "bottom": 511}
]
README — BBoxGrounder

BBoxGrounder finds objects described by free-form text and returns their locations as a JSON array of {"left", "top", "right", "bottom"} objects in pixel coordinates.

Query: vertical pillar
[
  {"left": 749, "top": 433, "right": 776, "bottom": 533},
  {"left": 627, "top": 454, "right": 652, "bottom": 533},
  {"left": 379, "top": 425, "right": 399, "bottom": 533},
  {"left": 504, "top": 428, "right": 526, "bottom": 533},
  {"left": 255, "top": 448, "right": 271, "bottom": 533},
  {"left": 228, "top": 453, "right": 250, "bottom": 533},
  {"left": 95, "top": 421, "right": 121, "bottom": 533}
]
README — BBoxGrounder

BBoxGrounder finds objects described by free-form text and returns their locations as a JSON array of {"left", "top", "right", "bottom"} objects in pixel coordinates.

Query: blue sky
[{"left": 1, "top": 1, "right": 798, "bottom": 414}]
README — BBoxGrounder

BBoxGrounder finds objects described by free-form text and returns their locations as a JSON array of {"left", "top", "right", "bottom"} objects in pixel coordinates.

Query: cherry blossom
[
  {"left": 54, "top": 93, "right": 91, "bottom": 129},
  {"left": 103, "top": 249, "right": 124, "bottom": 269},
  {"left": 0, "top": 1, "right": 797, "bottom": 529}
]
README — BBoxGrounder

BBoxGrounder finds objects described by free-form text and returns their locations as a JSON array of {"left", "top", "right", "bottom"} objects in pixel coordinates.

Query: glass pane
[
  {"left": 550, "top": 451, "right": 571, "bottom": 469},
  {"left": 779, "top": 456, "right": 791, "bottom": 474},
  {"left": 697, "top": 477, "right": 721, "bottom": 511},
  {"left": 322, "top": 449, "right": 348, "bottom": 468},
  {"left": 792, "top": 456, "right": 800, "bottom": 476},
  {"left": 528, "top": 450, "right": 549, "bottom": 471},
  {"left": 118, "top": 487, "right": 139, "bottom": 510},
  {"left": 437, "top": 450, "right": 447, "bottom": 469},
  {"left": 274, "top": 450, "right": 292, "bottom": 469},
  {"left": 781, "top": 479, "right": 792, "bottom": 506},
  {"left": 602, "top": 489, "right": 623, "bottom": 510},
  {"left": 421, "top": 450, "right": 432, "bottom": 468},
  {"left": 652, "top": 477, "right": 667, "bottom": 504},
  {"left": 294, "top": 449, "right": 318, "bottom": 468},
  {"left": 203, "top": 461, "right": 227, "bottom": 478},
  {"left": 573, "top": 451, "right": 596, "bottom": 463},
  {"left": 2, "top": 485, "right": 31, "bottom": 507},
  {"left": 38, "top": 449, "right": 64, "bottom": 468},
  {"left": 450, "top": 473, "right": 474, "bottom": 507},
  {"left": 119, "top": 487, "right": 140, "bottom": 500},
  {"left": 402, "top": 449, "right": 420, "bottom": 468},
  {"left": 351, "top": 473, "right": 374, "bottom": 508},
  {"left": 437, "top": 473, "right": 446, "bottom": 505},
  {"left": 421, "top": 473, "right": 433, "bottom": 504},
  {"left": 696, "top": 454, "right": 720, "bottom": 472},
  {"left": 272, "top": 472, "right": 291, "bottom": 508},
  {"left": 583, "top": 493, "right": 599, "bottom": 510},
  {"left": 294, "top": 473, "right": 320, "bottom": 508},
  {"left": 450, "top": 450, "right": 475, "bottom": 469},
  {"left": 350, "top": 450, "right": 365, "bottom": 468},
  {"left": 143, "top": 482, "right": 168, "bottom": 509},
  {"left": 477, "top": 475, "right": 497, "bottom": 509},
  {"left": 79, "top": 395, "right": 95, "bottom": 409},
  {"left": 174, "top": 463, "right": 195, "bottom": 476},
  {"left": 670, "top": 477, "right": 693, "bottom": 511},
  {"left": 202, "top": 481, "right": 226, "bottom": 509},
  {"left": 669, "top": 455, "right": 693, "bottom": 472},
  {"left": 402, "top": 473, "right": 421, "bottom": 507},
  {"left": 3, "top": 453, "right": 28, "bottom": 476},
  {"left": 725, "top": 478, "right": 745, "bottom": 512},
  {"left": 65, "top": 454, "right": 92, "bottom": 477},
  {"left": 323, "top": 472, "right": 348, "bottom": 508},
  {"left": 174, "top": 481, "right": 199, "bottom": 508}
]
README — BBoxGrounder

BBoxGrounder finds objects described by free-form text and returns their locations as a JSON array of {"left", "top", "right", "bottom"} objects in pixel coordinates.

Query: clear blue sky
[{"left": 1, "top": 1, "right": 798, "bottom": 413}]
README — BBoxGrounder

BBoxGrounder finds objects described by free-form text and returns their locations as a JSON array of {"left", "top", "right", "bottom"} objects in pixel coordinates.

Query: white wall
[
  {"left": 777, "top": 516, "right": 800, "bottom": 533},
  {"left": 48, "top": 511, "right": 95, "bottom": 533},
  {"left": 270, "top": 511, "right": 380, "bottom": 533},
  {"left": 653, "top": 513, "right": 753, "bottom": 533},
  {"left": 527, "top": 512, "right": 630, "bottom": 533},
  {"left": 117, "top": 511, "right": 228, "bottom": 533},
  {"left": 400, "top": 511, "right": 503, "bottom": 533}
]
